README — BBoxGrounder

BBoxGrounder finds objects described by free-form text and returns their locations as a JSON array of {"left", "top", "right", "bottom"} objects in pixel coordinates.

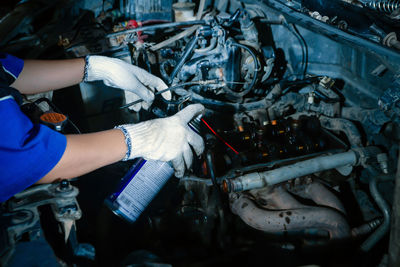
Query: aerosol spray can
[{"left": 105, "top": 114, "right": 203, "bottom": 223}]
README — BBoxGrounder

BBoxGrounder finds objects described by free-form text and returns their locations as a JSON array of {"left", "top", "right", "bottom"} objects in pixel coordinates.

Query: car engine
[{"left": 1, "top": 0, "right": 400, "bottom": 266}]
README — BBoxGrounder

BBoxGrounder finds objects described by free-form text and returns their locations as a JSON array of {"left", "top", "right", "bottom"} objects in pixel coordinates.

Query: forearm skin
[{"left": 38, "top": 129, "right": 127, "bottom": 183}]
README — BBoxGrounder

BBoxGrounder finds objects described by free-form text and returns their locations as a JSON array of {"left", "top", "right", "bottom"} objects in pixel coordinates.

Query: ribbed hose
[{"left": 365, "top": 0, "right": 400, "bottom": 13}]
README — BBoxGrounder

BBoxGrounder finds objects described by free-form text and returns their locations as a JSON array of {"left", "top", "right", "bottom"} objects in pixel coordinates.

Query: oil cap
[{"left": 40, "top": 112, "right": 67, "bottom": 132}]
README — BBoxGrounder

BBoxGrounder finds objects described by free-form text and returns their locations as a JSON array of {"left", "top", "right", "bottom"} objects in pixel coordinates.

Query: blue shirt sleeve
[
  {"left": 0, "top": 96, "right": 67, "bottom": 202},
  {"left": 0, "top": 53, "right": 24, "bottom": 83}
]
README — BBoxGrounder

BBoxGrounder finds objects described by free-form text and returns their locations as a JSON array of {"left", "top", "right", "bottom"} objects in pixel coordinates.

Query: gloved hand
[
  {"left": 116, "top": 104, "right": 205, "bottom": 177},
  {"left": 84, "top": 55, "right": 171, "bottom": 111}
]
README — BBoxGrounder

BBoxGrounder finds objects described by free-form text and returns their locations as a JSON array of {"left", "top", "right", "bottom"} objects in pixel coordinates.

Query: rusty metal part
[
  {"left": 303, "top": 182, "right": 346, "bottom": 214},
  {"left": 352, "top": 218, "right": 383, "bottom": 237},
  {"left": 5, "top": 181, "right": 95, "bottom": 261},
  {"left": 287, "top": 180, "right": 346, "bottom": 214},
  {"left": 230, "top": 192, "right": 351, "bottom": 240},
  {"left": 9, "top": 181, "right": 82, "bottom": 222},
  {"left": 250, "top": 186, "right": 306, "bottom": 210}
]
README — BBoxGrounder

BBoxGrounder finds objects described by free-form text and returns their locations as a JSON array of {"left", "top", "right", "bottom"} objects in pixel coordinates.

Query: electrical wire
[
  {"left": 287, "top": 24, "right": 305, "bottom": 78},
  {"left": 177, "top": 96, "right": 191, "bottom": 111},
  {"left": 291, "top": 24, "right": 308, "bottom": 78},
  {"left": 68, "top": 120, "right": 82, "bottom": 134},
  {"left": 280, "top": 19, "right": 308, "bottom": 79}
]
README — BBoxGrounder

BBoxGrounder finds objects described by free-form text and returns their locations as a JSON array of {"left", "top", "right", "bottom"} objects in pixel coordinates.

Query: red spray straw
[{"left": 201, "top": 118, "right": 239, "bottom": 155}]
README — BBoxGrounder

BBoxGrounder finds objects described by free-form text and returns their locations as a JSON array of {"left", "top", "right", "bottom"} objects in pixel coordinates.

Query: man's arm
[
  {"left": 10, "top": 56, "right": 171, "bottom": 110},
  {"left": 38, "top": 129, "right": 127, "bottom": 183},
  {"left": 38, "top": 104, "right": 205, "bottom": 183},
  {"left": 11, "top": 58, "right": 85, "bottom": 94}
]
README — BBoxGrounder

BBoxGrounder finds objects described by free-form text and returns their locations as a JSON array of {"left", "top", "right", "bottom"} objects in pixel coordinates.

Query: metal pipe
[
  {"left": 222, "top": 149, "right": 344, "bottom": 180},
  {"left": 180, "top": 149, "right": 344, "bottom": 186},
  {"left": 223, "top": 150, "right": 359, "bottom": 192},
  {"left": 150, "top": 26, "right": 199, "bottom": 51},
  {"left": 230, "top": 193, "right": 351, "bottom": 239},
  {"left": 360, "top": 175, "right": 391, "bottom": 252},
  {"left": 106, "top": 20, "right": 206, "bottom": 38},
  {"left": 169, "top": 34, "right": 199, "bottom": 84}
]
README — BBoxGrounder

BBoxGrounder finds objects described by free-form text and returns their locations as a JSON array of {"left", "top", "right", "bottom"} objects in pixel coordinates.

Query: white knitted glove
[
  {"left": 116, "top": 104, "right": 205, "bottom": 177},
  {"left": 84, "top": 55, "right": 171, "bottom": 111}
]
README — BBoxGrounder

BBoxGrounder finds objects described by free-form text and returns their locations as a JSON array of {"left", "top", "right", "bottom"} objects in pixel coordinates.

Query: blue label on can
[{"left": 106, "top": 159, "right": 174, "bottom": 223}]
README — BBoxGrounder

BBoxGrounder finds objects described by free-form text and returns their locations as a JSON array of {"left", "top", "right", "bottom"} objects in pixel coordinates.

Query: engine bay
[{"left": 1, "top": 0, "right": 400, "bottom": 266}]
